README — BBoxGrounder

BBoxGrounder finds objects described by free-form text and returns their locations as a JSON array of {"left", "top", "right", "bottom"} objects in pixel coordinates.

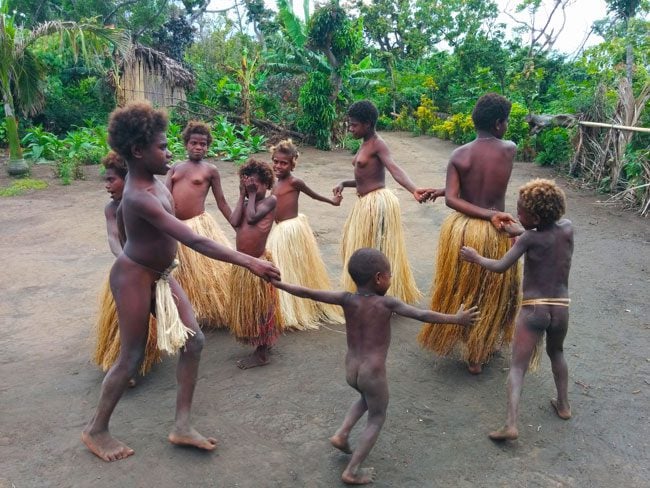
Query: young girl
[
  {"left": 165, "top": 121, "right": 232, "bottom": 328},
  {"left": 228, "top": 159, "right": 284, "bottom": 368},
  {"left": 460, "top": 178, "right": 574, "bottom": 440},
  {"left": 93, "top": 151, "right": 160, "bottom": 383},
  {"left": 268, "top": 139, "right": 344, "bottom": 330}
]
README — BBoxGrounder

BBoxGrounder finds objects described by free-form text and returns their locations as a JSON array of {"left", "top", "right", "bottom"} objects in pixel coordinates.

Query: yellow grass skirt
[
  {"left": 340, "top": 188, "right": 421, "bottom": 304},
  {"left": 228, "top": 251, "right": 284, "bottom": 346},
  {"left": 174, "top": 212, "right": 232, "bottom": 328},
  {"left": 92, "top": 277, "right": 161, "bottom": 375},
  {"left": 417, "top": 212, "right": 522, "bottom": 365},
  {"left": 267, "top": 214, "right": 344, "bottom": 330}
]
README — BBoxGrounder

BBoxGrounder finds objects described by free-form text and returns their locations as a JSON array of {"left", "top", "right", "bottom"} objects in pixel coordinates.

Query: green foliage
[
  {"left": 432, "top": 113, "right": 475, "bottom": 145},
  {"left": 297, "top": 72, "right": 336, "bottom": 150},
  {"left": 414, "top": 95, "right": 438, "bottom": 134},
  {"left": 0, "top": 118, "right": 6, "bottom": 147},
  {"left": 535, "top": 127, "right": 573, "bottom": 167},
  {"left": 21, "top": 126, "right": 65, "bottom": 160},
  {"left": 340, "top": 133, "right": 361, "bottom": 154},
  {"left": 0, "top": 178, "right": 48, "bottom": 197}
]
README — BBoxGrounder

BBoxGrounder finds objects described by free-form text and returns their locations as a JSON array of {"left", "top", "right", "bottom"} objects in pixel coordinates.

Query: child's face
[
  {"left": 104, "top": 168, "right": 125, "bottom": 201},
  {"left": 244, "top": 174, "right": 268, "bottom": 199},
  {"left": 517, "top": 198, "right": 539, "bottom": 230},
  {"left": 186, "top": 133, "right": 209, "bottom": 162},
  {"left": 347, "top": 117, "right": 370, "bottom": 139},
  {"left": 272, "top": 151, "right": 294, "bottom": 179},
  {"left": 138, "top": 132, "right": 172, "bottom": 175}
]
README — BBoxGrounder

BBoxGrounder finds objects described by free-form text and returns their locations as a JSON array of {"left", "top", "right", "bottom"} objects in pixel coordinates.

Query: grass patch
[{"left": 0, "top": 178, "right": 48, "bottom": 197}]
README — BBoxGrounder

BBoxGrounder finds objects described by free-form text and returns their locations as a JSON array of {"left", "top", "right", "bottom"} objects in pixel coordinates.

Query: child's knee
[{"left": 184, "top": 329, "right": 205, "bottom": 355}]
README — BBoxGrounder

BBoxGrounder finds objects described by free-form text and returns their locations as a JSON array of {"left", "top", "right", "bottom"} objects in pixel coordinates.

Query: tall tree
[{"left": 604, "top": 0, "right": 646, "bottom": 82}]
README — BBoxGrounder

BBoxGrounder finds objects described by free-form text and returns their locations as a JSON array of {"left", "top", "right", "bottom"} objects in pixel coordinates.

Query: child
[
  {"left": 333, "top": 100, "right": 437, "bottom": 304},
  {"left": 273, "top": 248, "right": 479, "bottom": 485},
  {"left": 93, "top": 152, "right": 161, "bottom": 383},
  {"left": 268, "top": 139, "right": 344, "bottom": 330},
  {"left": 228, "top": 158, "right": 284, "bottom": 369},
  {"left": 165, "top": 121, "right": 232, "bottom": 328},
  {"left": 418, "top": 93, "right": 521, "bottom": 374},
  {"left": 82, "top": 102, "right": 280, "bottom": 462},
  {"left": 460, "top": 178, "right": 573, "bottom": 441}
]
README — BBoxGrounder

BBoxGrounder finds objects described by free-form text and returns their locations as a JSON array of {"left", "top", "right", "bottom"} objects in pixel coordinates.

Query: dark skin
[
  {"left": 103, "top": 167, "right": 125, "bottom": 258},
  {"left": 273, "top": 265, "right": 479, "bottom": 485},
  {"left": 165, "top": 133, "right": 232, "bottom": 221},
  {"left": 272, "top": 149, "right": 341, "bottom": 222},
  {"left": 333, "top": 118, "right": 437, "bottom": 202},
  {"left": 461, "top": 198, "right": 574, "bottom": 441},
  {"left": 229, "top": 173, "right": 277, "bottom": 368},
  {"left": 82, "top": 132, "right": 280, "bottom": 462}
]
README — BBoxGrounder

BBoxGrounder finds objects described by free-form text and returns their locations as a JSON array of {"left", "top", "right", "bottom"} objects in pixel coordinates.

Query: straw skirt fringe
[
  {"left": 268, "top": 214, "right": 344, "bottom": 330},
  {"left": 93, "top": 277, "right": 161, "bottom": 375},
  {"left": 417, "top": 212, "right": 521, "bottom": 365},
  {"left": 228, "top": 251, "right": 283, "bottom": 346},
  {"left": 174, "top": 212, "right": 232, "bottom": 328},
  {"left": 340, "top": 188, "right": 421, "bottom": 304}
]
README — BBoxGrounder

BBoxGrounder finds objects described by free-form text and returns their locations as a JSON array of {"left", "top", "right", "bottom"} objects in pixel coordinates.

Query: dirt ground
[{"left": 1, "top": 132, "right": 648, "bottom": 488}]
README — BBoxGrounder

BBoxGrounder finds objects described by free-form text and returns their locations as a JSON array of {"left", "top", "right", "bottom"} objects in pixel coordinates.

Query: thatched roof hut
[{"left": 116, "top": 45, "right": 195, "bottom": 109}]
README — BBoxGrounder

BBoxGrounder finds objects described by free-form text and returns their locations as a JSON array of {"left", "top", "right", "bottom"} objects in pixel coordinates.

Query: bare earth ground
[{"left": 1, "top": 132, "right": 648, "bottom": 488}]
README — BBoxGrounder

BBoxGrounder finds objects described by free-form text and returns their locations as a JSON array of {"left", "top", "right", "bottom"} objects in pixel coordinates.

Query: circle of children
[{"left": 84, "top": 93, "right": 574, "bottom": 485}]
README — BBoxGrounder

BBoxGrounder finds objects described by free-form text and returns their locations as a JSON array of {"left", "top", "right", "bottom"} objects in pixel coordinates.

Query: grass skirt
[
  {"left": 417, "top": 212, "right": 521, "bottom": 365},
  {"left": 228, "top": 251, "right": 283, "bottom": 346},
  {"left": 93, "top": 277, "right": 161, "bottom": 375},
  {"left": 340, "top": 188, "right": 421, "bottom": 304},
  {"left": 267, "top": 214, "right": 344, "bottom": 330},
  {"left": 174, "top": 212, "right": 232, "bottom": 328}
]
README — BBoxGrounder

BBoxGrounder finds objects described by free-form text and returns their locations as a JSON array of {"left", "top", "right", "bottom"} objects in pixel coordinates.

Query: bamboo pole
[{"left": 578, "top": 121, "right": 650, "bottom": 133}]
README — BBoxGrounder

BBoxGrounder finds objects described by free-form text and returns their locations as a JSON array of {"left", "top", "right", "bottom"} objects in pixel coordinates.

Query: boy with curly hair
[
  {"left": 333, "top": 100, "right": 438, "bottom": 304},
  {"left": 82, "top": 103, "right": 279, "bottom": 462},
  {"left": 418, "top": 93, "right": 521, "bottom": 374},
  {"left": 165, "top": 120, "right": 233, "bottom": 328},
  {"left": 268, "top": 139, "right": 344, "bottom": 330},
  {"left": 228, "top": 158, "right": 284, "bottom": 368},
  {"left": 460, "top": 178, "right": 574, "bottom": 441}
]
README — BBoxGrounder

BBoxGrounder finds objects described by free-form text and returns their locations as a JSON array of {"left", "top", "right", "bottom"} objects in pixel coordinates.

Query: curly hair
[
  {"left": 518, "top": 178, "right": 566, "bottom": 227},
  {"left": 101, "top": 151, "right": 127, "bottom": 179},
  {"left": 348, "top": 100, "right": 379, "bottom": 127},
  {"left": 471, "top": 93, "right": 512, "bottom": 131},
  {"left": 107, "top": 102, "right": 168, "bottom": 159},
  {"left": 347, "top": 248, "right": 390, "bottom": 286},
  {"left": 239, "top": 158, "right": 275, "bottom": 189},
  {"left": 270, "top": 139, "right": 299, "bottom": 167},
  {"left": 182, "top": 120, "right": 213, "bottom": 146}
]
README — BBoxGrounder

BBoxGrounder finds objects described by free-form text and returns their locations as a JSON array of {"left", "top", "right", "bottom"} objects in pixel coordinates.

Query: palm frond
[{"left": 12, "top": 49, "right": 46, "bottom": 116}]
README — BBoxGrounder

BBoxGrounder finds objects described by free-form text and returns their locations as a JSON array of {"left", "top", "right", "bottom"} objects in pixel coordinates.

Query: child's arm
[
  {"left": 295, "top": 178, "right": 342, "bottom": 206},
  {"left": 460, "top": 232, "right": 532, "bottom": 273},
  {"left": 386, "top": 298, "right": 479, "bottom": 327},
  {"left": 333, "top": 179, "right": 356, "bottom": 196},
  {"left": 272, "top": 279, "right": 347, "bottom": 306},
  {"left": 376, "top": 139, "right": 428, "bottom": 202},
  {"left": 228, "top": 183, "right": 246, "bottom": 228},
  {"left": 104, "top": 203, "right": 122, "bottom": 258},
  {"left": 209, "top": 167, "right": 232, "bottom": 220},
  {"left": 244, "top": 181, "right": 276, "bottom": 224}
]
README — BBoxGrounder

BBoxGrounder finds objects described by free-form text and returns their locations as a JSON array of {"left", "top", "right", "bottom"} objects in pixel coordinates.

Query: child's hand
[
  {"left": 420, "top": 188, "right": 445, "bottom": 203},
  {"left": 248, "top": 258, "right": 281, "bottom": 282},
  {"left": 245, "top": 177, "right": 257, "bottom": 195},
  {"left": 455, "top": 304, "right": 480, "bottom": 327},
  {"left": 503, "top": 222, "right": 525, "bottom": 237},
  {"left": 332, "top": 183, "right": 344, "bottom": 197},
  {"left": 490, "top": 211, "right": 516, "bottom": 231},
  {"left": 332, "top": 194, "right": 343, "bottom": 206},
  {"left": 460, "top": 246, "right": 480, "bottom": 263}
]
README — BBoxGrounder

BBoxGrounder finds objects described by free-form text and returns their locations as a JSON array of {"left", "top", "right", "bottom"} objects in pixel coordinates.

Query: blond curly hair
[
  {"left": 518, "top": 178, "right": 566, "bottom": 226},
  {"left": 270, "top": 139, "right": 299, "bottom": 167}
]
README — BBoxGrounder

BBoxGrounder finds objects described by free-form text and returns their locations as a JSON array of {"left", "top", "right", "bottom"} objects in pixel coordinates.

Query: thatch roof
[{"left": 123, "top": 44, "right": 195, "bottom": 90}]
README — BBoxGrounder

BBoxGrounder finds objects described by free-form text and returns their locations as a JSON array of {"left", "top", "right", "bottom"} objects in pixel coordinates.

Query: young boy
[
  {"left": 93, "top": 152, "right": 161, "bottom": 383},
  {"left": 165, "top": 121, "right": 233, "bottom": 328},
  {"left": 460, "top": 178, "right": 573, "bottom": 441},
  {"left": 418, "top": 93, "right": 521, "bottom": 374},
  {"left": 273, "top": 248, "right": 479, "bottom": 485},
  {"left": 333, "top": 100, "right": 438, "bottom": 304},
  {"left": 82, "top": 102, "right": 280, "bottom": 462},
  {"left": 228, "top": 158, "right": 283, "bottom": 369},
  {"left": 268, "top": 138, "right": 344, "bottom": 330}
]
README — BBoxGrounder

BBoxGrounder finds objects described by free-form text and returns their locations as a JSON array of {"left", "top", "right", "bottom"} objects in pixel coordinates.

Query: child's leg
[
  {"left": 82, "top": 260, "right": 153, "bottom": 461},
  {"left": 167, "top": 278, "right": 217, "bottom": 450},
  {"left": 330, "top": 394, "right": 368, "bottom": 454},
  {"left": 546, "top": 308, "right": 571, "bottom": 419},
  {"left": 489, "top": 309, "right": 545, "bottom": 441},
  {"left": 341, "top": 369, "right": 388, "bottom": 485}
]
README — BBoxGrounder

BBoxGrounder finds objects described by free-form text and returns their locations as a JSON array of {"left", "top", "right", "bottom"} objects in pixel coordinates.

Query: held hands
[
  {"left": 331, "top": 193, "right": 343, "bottom": 206},
  {"left": 332, "top": 183, "right": 344, "bottom": 197},
  {"left": 490, "top": 211, "right": 517, "bottom": 231},
  {"left": 249, "top": 258, "right": 281, "bottom": 282},
  {"left": 459, "top": 245, "right": 480, "bottom": 264},
  {"left": 414, "top": 188, "right": 444, "bottom": 203},
  {"left": 455, "top": 303, "right": 480, "bottom": 327}
]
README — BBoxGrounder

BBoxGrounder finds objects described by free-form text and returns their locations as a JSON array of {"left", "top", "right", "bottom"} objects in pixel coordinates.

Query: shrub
[
  {"left": 535, "top": 127, "right": 573, "bottom": 167},
  {"left": 432, "top": 113, "right": 474, "bottom": 144},
  {"left": 414, "top": 96, "right": 438, "bottom": 135},
  {"left": 392, "top": 106, "right": 416, "bottom": 132}
]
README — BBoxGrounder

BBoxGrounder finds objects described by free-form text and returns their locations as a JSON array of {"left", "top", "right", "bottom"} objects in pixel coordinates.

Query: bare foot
[
  {"left": 467, "top": 363, "right": 482, "bottom": 375},
  {"left": 237, "top": 354, "right": 269, "bottom": 370},
  {"left": 551, "top": 398, "right": 571, "bottom": 420},
  {"left": 81, "top": 429, "right": 134, "bottom": 462},
  {"left": 128, "top": 378, "right": 137, "bottom": 388},
  {"left": 488, "top": 426, "right": 519, "bottom": 441},
  {"left": 168, "top": 427, "right": 218, "bottom": 451},
  {"left": 342, "top": 467, "right": 376, "bottom": 485},
  {"left": 330, "top": 434, "right": 352, "bottom": 454}
]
